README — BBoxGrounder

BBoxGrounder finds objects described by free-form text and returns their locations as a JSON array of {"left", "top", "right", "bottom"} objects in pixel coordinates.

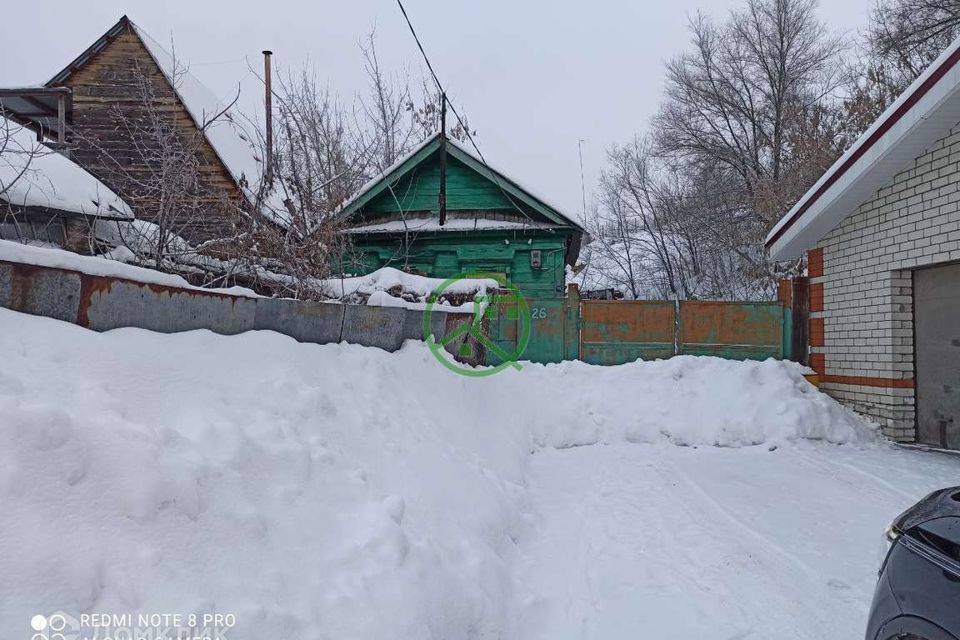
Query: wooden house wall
[
  {"left": 363, "top": 155, "right": 517, "bottom": 215},
  {"left": 348, "top": 231, "right": 572, "bottom": 298},
  {"left": 60, "top": 29, "right": 244, "bottom": 243}
]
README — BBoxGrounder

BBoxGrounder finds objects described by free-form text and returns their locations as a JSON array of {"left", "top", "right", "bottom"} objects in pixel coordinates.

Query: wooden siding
[
  {"left": 61, "top": 28, "right": 244, "bottom": 243},
  {"left": 348, "top": 231, "right": 571, "bottom": 298},
  {"left": 363, "top": 154, "right": 527, "bottom": 216}
]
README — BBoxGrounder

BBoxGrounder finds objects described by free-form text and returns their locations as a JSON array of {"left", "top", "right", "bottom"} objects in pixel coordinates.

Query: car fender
[{"left": 874, "top": 615, "right": 958, "bottom": 640}]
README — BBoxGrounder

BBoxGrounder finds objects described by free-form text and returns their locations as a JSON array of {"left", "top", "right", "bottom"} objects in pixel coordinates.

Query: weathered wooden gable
[{"left": 50, "top": 18, "right": 245, "bottom": 243}]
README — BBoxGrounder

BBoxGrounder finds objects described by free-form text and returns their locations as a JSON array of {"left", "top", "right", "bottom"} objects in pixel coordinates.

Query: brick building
[{"left": 767, "top": 38, "right": 960, "bottom": 449}]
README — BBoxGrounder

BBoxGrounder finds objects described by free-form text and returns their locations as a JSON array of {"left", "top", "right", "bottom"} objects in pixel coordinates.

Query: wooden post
[
  {"left": 439, "top": 92, "right": 447, "bottom": 227},
  {"left": 778, "top": 278, "right": 809, "bottom": 365},
  {"left": 262, "top": 50, "right": 274, "bottom": 186},
  {"left": 57, "top": 93, "right": 66, "bottom": 146}
]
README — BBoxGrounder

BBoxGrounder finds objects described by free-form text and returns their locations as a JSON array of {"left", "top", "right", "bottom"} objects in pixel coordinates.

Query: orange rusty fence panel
[
  {"left": 679, "top": 301, "right": 783, "bottom": 360},
  {"left": 580, "top": 300, "right": 676, "bottom": 365}
]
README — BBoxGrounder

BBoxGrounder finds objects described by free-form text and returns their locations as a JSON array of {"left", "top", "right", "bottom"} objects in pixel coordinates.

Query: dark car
[{"left": 866, "top": 487, "right": 960, "bottom": 640}]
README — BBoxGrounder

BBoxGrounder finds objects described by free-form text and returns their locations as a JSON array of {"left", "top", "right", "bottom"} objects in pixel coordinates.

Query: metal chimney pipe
[{"left": 262, "top": 50, "right": 274, "bottom": 187}]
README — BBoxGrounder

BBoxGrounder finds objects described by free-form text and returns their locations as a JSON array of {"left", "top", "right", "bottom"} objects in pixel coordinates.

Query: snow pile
[
  {"left": 0, "top": 308, "right": 875, "bottom": 638},
  {"left": 0, "top": 116, "right": 132, "bottom": 219},
  {"left": 321, "top": 266, "right": 500, "bottom": 312},
  {"left": 504, "top": 355, "right": 875, "bottom": 448}
]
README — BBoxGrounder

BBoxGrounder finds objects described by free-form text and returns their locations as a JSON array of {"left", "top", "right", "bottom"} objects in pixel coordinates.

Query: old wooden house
[
  {"left": 340, "top": 133, "right": 584, "bottom": 296},
  {"left": 338, "top": 132, "right": 584, "bottom": 362},
  {"left": 2, "top": 16, "right": 268, "bottom": 246}
]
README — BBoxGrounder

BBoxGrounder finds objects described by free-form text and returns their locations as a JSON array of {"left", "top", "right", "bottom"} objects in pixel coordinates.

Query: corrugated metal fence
[
  {"left": 491, "top": 286, "right": 791, "bottom": 366},
  {"left": 0, "top": 259, "right": 793, "bottom": 366}
]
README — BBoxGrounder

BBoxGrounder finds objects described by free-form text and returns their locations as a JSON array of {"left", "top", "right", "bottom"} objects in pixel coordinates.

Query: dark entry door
[{"left": 915, "top": 263, "right": 960, "bottom": 448}]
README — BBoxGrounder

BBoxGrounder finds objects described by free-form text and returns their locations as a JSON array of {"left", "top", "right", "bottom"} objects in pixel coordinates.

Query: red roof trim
[{"left": 766, "top": 44, "right": 960, "bottom": 249}]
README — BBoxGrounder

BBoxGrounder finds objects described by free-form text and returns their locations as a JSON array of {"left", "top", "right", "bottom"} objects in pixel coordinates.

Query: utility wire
[{"left": 395, "top": 0, "right": 550, "bottom": 232}]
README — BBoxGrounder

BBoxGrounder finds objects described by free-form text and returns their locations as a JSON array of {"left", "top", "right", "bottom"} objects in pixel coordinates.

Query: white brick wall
[{"left": 814, "top": 125, "right": 960, "bottom": 441}]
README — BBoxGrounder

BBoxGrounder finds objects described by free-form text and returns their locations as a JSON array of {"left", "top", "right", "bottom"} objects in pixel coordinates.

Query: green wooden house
[{"left": 338, "top": 133, "right": 584, "bottom": 301}]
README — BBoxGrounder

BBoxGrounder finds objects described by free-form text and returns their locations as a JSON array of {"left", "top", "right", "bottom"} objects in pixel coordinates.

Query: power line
[{"left": 395, "top": 0, "right": 549, "bottom": 231}]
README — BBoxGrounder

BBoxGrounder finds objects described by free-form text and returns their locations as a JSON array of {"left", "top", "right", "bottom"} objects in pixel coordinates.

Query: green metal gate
[
  {"left": 679, "top": 301, "right": 786, "bottom": 360},
  {"left": 579, "top": 298, "right": 789, "bottom": 365},
  {"left": 480, "top": 289, "right": 790, "bottom": 367}
]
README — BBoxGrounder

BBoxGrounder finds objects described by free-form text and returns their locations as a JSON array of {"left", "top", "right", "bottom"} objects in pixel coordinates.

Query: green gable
[
  {"left": 339, "top": 133, "right": 584, "bottom": 231},
  {"left": 364, "top": 154, "right": 517, "bottom": 214}
]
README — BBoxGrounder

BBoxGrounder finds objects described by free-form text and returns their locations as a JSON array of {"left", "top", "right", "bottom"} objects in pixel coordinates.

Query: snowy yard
[
  {"left": 1, "top": 307, "right": 958, "bottom": 639},
  {"left": 512, "top": 442, "right": 960, "bottom": 639}
]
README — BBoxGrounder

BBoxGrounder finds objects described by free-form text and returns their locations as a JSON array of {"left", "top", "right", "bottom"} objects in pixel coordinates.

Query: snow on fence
[{"left": 0, "top": 258, "right": 466, "bottom": 354}]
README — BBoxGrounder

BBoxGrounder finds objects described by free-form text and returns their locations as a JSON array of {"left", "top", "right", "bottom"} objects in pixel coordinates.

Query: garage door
[{"left": 915, "top": 263, "right": 960, "bottom": 448}]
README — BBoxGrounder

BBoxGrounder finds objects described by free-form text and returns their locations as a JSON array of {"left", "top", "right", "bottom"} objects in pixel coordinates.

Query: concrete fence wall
[{"left": 0, "top": 260, "right": 462, "bottom": 353}]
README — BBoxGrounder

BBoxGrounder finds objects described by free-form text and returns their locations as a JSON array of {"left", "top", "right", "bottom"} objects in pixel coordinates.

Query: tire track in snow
[
  {"left": 659, "top": 458, "right": 822, "bottom": 581},
  {"left": 639, "top": 448, "right": 868, "bottom": 639},
  {"left": 789, "top": 445, "right": 918, "bottom": 503}
]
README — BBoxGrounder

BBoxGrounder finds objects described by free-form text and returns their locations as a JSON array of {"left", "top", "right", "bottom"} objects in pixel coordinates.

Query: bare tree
[
  {"left": 593, "top": 139, "right": 687, "bottom": 299},
  {"left": 841, "top": 0, "right": 960, "bottom": 134},
  {"left": 0, "top": 111, "right": 93, "bottom": 247},
  {"left": 588, "top": 0, "right": 847, "bottom": 299},
  {"left": 409, "top": 79, "right": 476, "bottom": 144},
  {"left": 868, "top": 0, "right": 960, "bottom": 93},
  {"left": 0, "top": 113, "right": 43, "bottom": 217},
  {"left": 269, "top": 67, "right": 369, "bottom": 230},
  {"left": 359, "top": 30, "right": 416, "bottom": 173}
]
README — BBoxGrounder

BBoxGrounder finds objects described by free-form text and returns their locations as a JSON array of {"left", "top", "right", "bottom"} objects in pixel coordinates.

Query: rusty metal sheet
[
  {"left": 0, "top": 260, "right": 81, "bottom": 323},
  {"left": 679, "top": 301, "right": 783, "bottom": 359},
  {"left": 580, "top": 300, "right": 676, "bottom": 365}
]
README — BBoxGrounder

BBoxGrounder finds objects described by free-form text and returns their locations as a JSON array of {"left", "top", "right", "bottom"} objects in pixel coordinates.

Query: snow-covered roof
[
  {"left": 346, "top": 216, "right": 557, "bottom": 234},
  {"left": 766, "top": 34, "right": 960, "bottom": 260},
  {"left": 0, "top": 116, "right": 132, "bottom": 219},
  {"left": 129, "top": 23, "right": 289, "bottom": 226}
]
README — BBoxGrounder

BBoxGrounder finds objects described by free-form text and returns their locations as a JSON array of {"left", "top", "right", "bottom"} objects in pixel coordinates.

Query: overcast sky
[{"left": 3, "top": 1, "right": 869, "bottom": 217}]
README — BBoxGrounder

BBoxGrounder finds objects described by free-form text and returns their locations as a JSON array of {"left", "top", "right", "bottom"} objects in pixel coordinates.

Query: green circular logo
[{"left": 422, "top": 272, "right": 531, "bottom": 377}]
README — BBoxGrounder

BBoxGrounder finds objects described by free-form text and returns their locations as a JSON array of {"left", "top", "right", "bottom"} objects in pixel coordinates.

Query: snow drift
[{"left": 0, "top": 307, "right": 874, "bottom": 638}]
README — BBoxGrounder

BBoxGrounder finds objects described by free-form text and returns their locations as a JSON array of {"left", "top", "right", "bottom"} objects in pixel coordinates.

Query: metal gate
[
  {"left": 484, "top": 292, "right": 579, "bottom": 365},
  {"left": 679, "top": 301, "right": 785, "bottom": 360},
  {"left": 915, "top": 263, "right": 960, "bottom": 449},
  {"left": 580, "top": 299, "right": 787, "bottom": 366},
  {"left": 580, "top": 300, "right": 676, "bottom": 364},
  {"left": 480, "top": 288, "right": 789, "bottom": 367}
]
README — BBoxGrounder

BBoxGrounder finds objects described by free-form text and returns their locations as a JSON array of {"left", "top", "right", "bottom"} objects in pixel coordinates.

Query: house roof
[
  {"left": 338, "top": 132, "right": 585, "bottom": 233},
  {"left": 0, "top": 87, "right": 72, "bottom": 144},
  {"left": 45, "top": 16, "right": 288, "bottom": 226},
  {"left": 0, "top": 115, "right": 132, "bottom": 219},
  {"left": 766, "top": 34, "right": 960, "bottom": 260}
]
